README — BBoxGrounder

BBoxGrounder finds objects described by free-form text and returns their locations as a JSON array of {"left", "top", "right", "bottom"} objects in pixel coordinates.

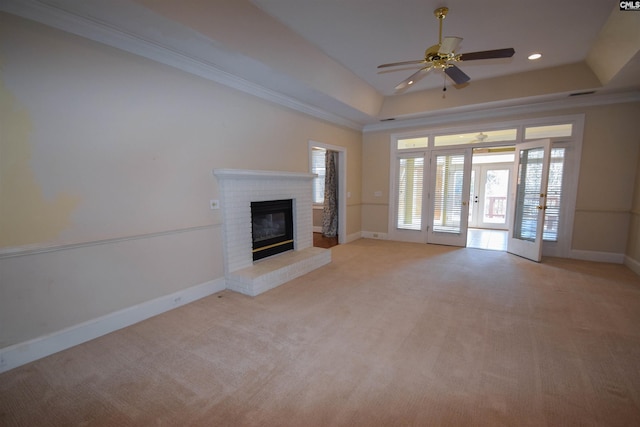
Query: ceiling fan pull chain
[{"left": 442, "top": 73, "right": 447, "bottom": 98}]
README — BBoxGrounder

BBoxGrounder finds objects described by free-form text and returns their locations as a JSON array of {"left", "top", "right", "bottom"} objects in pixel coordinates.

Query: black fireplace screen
[{"left": 251, "top": 199, "right": 294, "bottom": 261}]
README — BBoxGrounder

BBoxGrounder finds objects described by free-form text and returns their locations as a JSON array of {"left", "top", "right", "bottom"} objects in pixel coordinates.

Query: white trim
[
  {"left": 0, "top": 224, "right": 219, "bottom": 259},
  {"left": 0, "top": 278, "right": 226, "bottom": 374},
  {"left": 360, "top": 231, "right": 388, "bottom": 240},
  {"left": 313, "top": 226, "right": 323, "bottom": 233},
  {"left": 624, "top": 256, "right": 640, "bottom": 276},
  {"left": 364, "top": 91, "right": 640, "bottom": 133},
  {"left": 569, "top": 250, "right": 625, "bottom": 264}
]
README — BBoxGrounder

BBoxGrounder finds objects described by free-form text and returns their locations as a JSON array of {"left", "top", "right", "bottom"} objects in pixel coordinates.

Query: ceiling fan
[{"left": 377, "top": 7, "right": 515, "bottom": 92}]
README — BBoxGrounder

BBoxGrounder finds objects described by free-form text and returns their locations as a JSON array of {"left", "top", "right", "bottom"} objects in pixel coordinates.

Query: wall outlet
[{"left": 210, "top": 199, "right": 220, "bottom": 210}]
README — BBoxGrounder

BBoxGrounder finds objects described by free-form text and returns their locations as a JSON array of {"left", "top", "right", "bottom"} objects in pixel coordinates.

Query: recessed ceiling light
[
  {"left": 408, "top": 80, "right": 414, "bottom": 85},
  {"left": 528, "top": 53, "right": 542, "bottom": 60}
]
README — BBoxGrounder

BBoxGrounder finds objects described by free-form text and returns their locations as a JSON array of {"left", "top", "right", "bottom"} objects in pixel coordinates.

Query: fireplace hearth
[{"left": 251, "top": 199, "right": 294, "bottom": 261}]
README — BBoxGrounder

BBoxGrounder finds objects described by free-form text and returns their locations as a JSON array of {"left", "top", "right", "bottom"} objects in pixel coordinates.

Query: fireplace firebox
[{"left": 251, "top": 199, "right": 294, "bottom": 261}]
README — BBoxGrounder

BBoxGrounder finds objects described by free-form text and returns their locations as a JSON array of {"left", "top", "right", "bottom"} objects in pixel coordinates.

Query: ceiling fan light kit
[{"left": 378, "top": 7, "right": 515, "bottom": 92}]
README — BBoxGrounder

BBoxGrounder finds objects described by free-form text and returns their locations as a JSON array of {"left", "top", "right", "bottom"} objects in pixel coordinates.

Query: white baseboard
[
  {"left": 0, "top": 277, "right": 226, "bottom": 374},
  {"left": 313, "top": 226, "right": 322, "bottom": 233},
  {"left": 624, "top": 255, "right": 640, "bottom": 276},
  {"left": 360, "top": 231, "right": 389, "bottom": 240},
  {"left": 569, "top": 249, "right": 625, "bottom": 264}
]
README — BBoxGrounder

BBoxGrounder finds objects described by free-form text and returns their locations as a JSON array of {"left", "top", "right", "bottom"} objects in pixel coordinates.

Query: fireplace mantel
[
  {"left": 213, "top": 168, "right": 330, "bottom": 296},
  {"left": 213, "top": 169, "right": 316, "bottom": 181}
]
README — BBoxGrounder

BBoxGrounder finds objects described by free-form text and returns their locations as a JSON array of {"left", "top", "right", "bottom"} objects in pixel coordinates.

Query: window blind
[
  {"left": 543, "top": 147, "right": 565, "bottom": 241},
  {"left": 311, "top": 148, "right": 326, "bottom": 204},
  {"left": 513, "top": 147, "right": 544, "bottom": 241},
  {"left": 433, "top": 154, "right": 465, "bottom": 233},
  {"left": 397, "top": 156, "right": 424, "bottom": 230}
]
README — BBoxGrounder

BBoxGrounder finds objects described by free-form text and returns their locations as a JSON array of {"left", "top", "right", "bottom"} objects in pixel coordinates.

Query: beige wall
[
  {"left": 0, "top": 13, "right": 361, "bottom": 348},
  {"left": 627, "top": 148, "right": 640, "bottom": 266},
  {"left": 380, "top": 63, "right": 601, "bottom": 120},
  {"left": 362, "top": 103, "right": 640, "bottom": 256},
  {"left": 361, "top": 131, "right": 391, "bottom": 234},
  {"left": 573, "top": 103, "right": 640, "bottom": 254},
  {"left": 313, "top": 208, "right": 323, "bottom": 229}
]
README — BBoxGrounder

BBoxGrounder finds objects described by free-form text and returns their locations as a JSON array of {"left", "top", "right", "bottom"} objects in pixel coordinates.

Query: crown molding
[
  {"left": 0, "top": 0, "right": 364, "bottom": 130},
  {"left": 363, "top": 90, "right": 640, "bottom": 133}
]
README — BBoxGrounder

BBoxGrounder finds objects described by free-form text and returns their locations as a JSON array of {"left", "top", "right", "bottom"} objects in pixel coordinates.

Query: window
[
  {"left": 543, "top": 147, "right": 565, "bottom": 241},
  {"left": 397, "top": 137, "right": 428, "bottom": 150},
  {"left": 389, "top": 115, "right": 582, "bottom": 256},
  {"left": 434, "top": 129, "right": 517, "bottom": 147},
  {"left": 513, "top": 147, "right": 545, "bottom": 241},
  {"left": 311, "top": 147, "right": 326, "bottom": 204},
  {"left": 432, "top": 153, "right": 465, "bottom": 233},
  {"left": 525, "top": 124, "right": 573, "bottom": 139},
  {"left": 397, "top": 156, "right": 424, "bottom": 230}
]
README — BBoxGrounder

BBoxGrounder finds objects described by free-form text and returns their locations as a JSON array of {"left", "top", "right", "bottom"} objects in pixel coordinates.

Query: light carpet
[{"left": 2, "top": 239, "right": 640, "bottom": 426}]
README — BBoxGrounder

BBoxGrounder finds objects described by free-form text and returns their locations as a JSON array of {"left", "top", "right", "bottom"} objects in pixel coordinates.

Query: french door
[
  {"left": 427, "top": 148, "right": 472, "bottom": 246},
  {"left": 394, "top": 153, "right": 427, "bottom": 243},
  {"left": 507, "top": 139, "right": 552, "bottom": 261},
  {"left": 469, "top": 165, "right": 511, "bottom": 230}
]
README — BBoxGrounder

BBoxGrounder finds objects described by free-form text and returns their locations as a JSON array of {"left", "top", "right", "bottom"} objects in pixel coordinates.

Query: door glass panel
[
  {"left": 483, "top": 169, "right": 509, "bottom": 225},
  {"left": 397, "top": 157, "right": 424, "bottom": 230},
  {"left": 433, "top": 154, "right": 465, "bottom": 233},
  {"left": 513, "top": 147, "right": 544, "bottom": 241},
  {"left": 468, "top": 169, "right": 476, "bottom": 224},
  {"left": 544, "top": 147, "right": 565, "bottom": 241}
]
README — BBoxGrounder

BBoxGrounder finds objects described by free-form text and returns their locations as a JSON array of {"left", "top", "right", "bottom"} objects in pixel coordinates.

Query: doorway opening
[
  {"left": 309, "top": 141, "right": 347, "bottom": 247},
  {"left": 466, "top": 146, "right": 514, "bottom": 251}
]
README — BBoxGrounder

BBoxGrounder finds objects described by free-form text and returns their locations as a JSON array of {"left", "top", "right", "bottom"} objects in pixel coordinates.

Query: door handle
[{"left": 537, "top": 205, "right": 547, "bottom": 210}]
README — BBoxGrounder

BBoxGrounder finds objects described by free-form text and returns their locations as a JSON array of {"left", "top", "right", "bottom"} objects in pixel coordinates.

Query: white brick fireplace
[{"left": 213, "top": 169, "right": 331, "bottom": 296}]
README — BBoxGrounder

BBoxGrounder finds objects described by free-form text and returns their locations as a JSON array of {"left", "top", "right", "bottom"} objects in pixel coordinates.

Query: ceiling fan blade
[
  {"left": 378, "top": 59, "right": 427, "bottom": 69},
  {"left": 445, "top": 65, "right": 470, "bottom": 85},
  {"left": 459, "top": 48, "right": 515, "bottom": 61},
  {"left": 395, "top": 66, "right": 432, "bottom": 91},
  {"left": 439, "top": 36, "right": 463, "bottom": 54}
]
